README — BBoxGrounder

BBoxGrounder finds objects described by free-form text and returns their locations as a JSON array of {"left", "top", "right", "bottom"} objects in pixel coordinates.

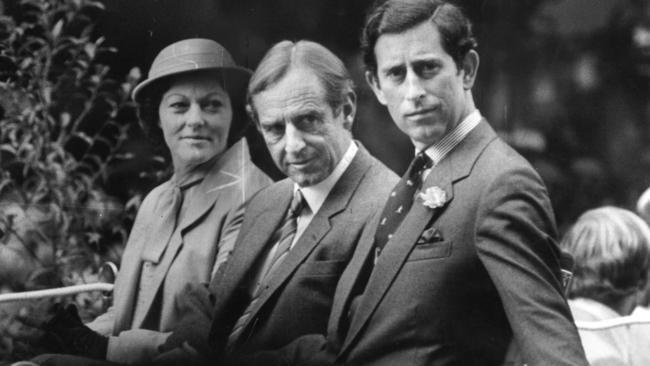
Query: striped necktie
[{"left": 225, "top": 189, "right": 305, "bottom": 349}]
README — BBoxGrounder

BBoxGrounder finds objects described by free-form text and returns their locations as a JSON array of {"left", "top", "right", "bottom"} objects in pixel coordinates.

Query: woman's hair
[
  {"left": 135, "top": 69, "right": 248, "bottom": 149},
  {"left": 562, "top": 206, "right": 650, "bottom": 307}
]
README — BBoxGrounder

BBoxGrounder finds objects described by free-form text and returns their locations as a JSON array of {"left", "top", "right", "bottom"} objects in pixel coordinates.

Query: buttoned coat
[{"left": 86, "top": 138, "right": 272, "bottom": 363}]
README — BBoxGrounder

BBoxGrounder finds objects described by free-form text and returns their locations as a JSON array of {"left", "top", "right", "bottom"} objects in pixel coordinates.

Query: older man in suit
[
  {"left": 249, "top": 2, "right": 591, "bottom": 366},
  {"left": 151, "top": 40, "right": 398, "bottom": 366}
]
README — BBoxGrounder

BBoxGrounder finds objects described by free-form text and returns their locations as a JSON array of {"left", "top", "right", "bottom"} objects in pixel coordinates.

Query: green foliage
[{"left": 0, "top": 0, "right": 141, "bottom": 361}]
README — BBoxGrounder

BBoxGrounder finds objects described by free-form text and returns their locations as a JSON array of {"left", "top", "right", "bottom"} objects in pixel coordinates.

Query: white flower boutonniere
[{"left": 419, "top": 186, "right": 447, "bottom": 209}]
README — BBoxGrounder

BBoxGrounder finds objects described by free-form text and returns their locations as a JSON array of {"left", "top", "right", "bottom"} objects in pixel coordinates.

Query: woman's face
[{"left": 158, "top": 71, "right": 232, "bottom": 171}]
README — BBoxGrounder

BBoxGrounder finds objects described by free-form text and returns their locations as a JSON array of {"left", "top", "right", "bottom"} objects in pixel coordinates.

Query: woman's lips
[{"left": 182, "top": 135, "right": 211, "bottom": 141}]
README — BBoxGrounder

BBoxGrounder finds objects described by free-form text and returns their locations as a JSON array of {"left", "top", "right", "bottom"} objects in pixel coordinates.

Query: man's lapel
[
  {"left": 340, "top": 120, "right": 497, "bottom": 353},
  {"left": 326, "top": 210, "right": 378, "bottom": 349},
  {"left": 210, "top": 180, "right": 293, "bottom": 311},
  {"left": 244, "top": 145, "right": 375, "bottom": 326}
]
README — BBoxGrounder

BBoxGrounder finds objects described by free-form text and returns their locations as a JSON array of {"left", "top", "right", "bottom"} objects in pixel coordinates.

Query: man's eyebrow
[
  {"left": 379, "top": 62, "right": 405, "bottom": 73},
  {"left": 292, "top": 109, "right": 324, "bottom": 119},
  {"left": 259, "top": 118, "right": 284, "bottom": 127}
]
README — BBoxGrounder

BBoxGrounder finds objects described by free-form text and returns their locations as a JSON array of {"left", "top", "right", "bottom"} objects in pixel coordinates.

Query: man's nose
[
  {"left": 284, "top": 123, "right": 306, "bottom": 154},
  {"left": 404, "top": 70, "right": 426, "bottom": 102},
  {"left": 186, "top": 103, "right": 204, "bottom": 127}
]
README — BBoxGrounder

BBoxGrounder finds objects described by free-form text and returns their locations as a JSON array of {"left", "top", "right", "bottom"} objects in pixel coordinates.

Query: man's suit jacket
[
  {"left": 166, "top": 144, "right": 398, "bottom": 363},
  {"left": 86, "top": 139, "right": 272, "bottom": 364},
  {"left": 291, "top": 121, "right": 588, "bottom": 366}
]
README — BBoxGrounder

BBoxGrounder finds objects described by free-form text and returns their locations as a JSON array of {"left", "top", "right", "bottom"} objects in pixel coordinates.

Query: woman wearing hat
[{"left": 27, "top": 38, "right": 273, "bottom": 364}]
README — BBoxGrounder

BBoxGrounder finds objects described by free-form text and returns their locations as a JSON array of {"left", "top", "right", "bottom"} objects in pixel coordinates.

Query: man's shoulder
[
  {"left": 246, "top": 178, "right": 293, "bottom": 207},
  {"left": 471, "top": 131, "right": 541, "bottom": 182},
  {"left": 363, "top": 154, "right": 399, "bottom": 189},
  {"left": 342, "top": 152, "right": 398, "bottom": 212}
]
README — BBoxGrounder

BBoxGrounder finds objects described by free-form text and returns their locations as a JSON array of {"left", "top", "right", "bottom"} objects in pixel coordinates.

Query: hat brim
[{"left": 131, "top": 65, "right": 252, "bottom": 106}]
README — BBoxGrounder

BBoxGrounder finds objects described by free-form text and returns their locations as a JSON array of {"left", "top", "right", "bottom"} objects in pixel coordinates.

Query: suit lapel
[
  {"left": 327, "top": 210, "right": 378, "bottom": 347},
  {"left": 210, "top": 180, "right": 293, "bottom": 313},
  {"left": 112, "top": 218, "right": 151, "bottom": 333},
  {"left": 340, "top": 120, "right": 497, "bottom": 353},
  {"left": 242, "top": 146, "right": 375, "bottom": 329}
]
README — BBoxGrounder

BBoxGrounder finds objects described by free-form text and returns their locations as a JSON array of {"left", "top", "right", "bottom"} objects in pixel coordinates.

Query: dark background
[{"left": 26, "top": 0, "right": 650, "bottom": 231}]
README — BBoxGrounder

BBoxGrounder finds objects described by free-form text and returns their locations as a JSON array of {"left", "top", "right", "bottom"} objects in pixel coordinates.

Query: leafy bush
[{"left": 0, "top": 0, "right": 142, "bottom": 361}]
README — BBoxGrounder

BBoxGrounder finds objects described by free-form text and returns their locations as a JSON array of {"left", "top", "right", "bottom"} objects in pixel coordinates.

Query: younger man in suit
[{"left": 330, "top": 1, "right": 588, "bottom": 365}]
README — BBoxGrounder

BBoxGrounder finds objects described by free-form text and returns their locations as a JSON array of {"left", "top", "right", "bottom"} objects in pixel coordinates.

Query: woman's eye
[
  {"left": 169, "top": 101, "right": 188, "bottom": 110},
  {"left": 204, "top": 100, "right": 223, "bottom": 112}
]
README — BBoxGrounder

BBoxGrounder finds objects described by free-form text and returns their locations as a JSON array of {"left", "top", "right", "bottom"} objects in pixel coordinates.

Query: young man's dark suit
[
  {"left": 166, "top": 144, "right": 398, "bottom": 363},
  {"left": 261, "top": 120, "right": 586, "bottom": 366},
  {"left": 314, "top": 120, "right": 586, "bottom": 366}
]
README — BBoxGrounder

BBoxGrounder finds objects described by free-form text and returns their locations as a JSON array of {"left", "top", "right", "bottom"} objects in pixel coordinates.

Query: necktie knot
[
  {"left": 409, "top": 152, "right": 432, "bottom": 179},
  {"left": 289, "top": 189, "right": 305, "bottom": 218}
]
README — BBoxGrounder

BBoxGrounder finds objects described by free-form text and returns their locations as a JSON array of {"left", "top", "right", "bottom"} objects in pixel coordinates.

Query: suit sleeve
[
  {"left": 474, "top": 166, "right": 589, "bottom": 366},
  {"left": 86, "top": 189, "right": 159, "bottom": 336},
  {"left": 162, "top": 282, "right": 215, "bottom": 356},
  {"left": 211, "top": 201, "right": 246, "bottom": 278}
]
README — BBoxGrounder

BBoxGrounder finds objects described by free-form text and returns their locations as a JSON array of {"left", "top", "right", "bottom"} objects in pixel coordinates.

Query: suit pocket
[
  {"left": 407, "top": 240, "right": 452, "bottom": 262},
  {"left": 295, "top": 259, "right": 347, "bottom": 277}
]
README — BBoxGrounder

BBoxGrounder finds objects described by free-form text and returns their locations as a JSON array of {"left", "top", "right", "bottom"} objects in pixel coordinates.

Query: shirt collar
[
  {"left": 420, "top": 109, "right": 482, "bottom": 165},
  {"left": 570, "top": 298, "right": 622, "bottom": 321},
  {"left": 295, "top": 141, "right": 358, "bottom": 215}
]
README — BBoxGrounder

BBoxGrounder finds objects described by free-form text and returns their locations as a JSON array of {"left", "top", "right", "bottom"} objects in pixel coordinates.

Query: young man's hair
[{"left": 361, "top": 0, "right": 477, "bottom": 75}]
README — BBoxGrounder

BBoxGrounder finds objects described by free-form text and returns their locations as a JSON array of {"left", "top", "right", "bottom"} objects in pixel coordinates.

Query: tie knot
[
  {"left": 289, "top": 189, "right": 305, "bottom": 217},
  {"left": 409, "top": 152, "right": 432, "bottom": 177}
]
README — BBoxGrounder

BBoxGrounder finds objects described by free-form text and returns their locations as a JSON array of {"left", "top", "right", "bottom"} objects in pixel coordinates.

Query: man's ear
[
  {"left": 461, "top": 50, "right": 479, "bottom": 90},
  {"left": 246, "top": 104, "right": 261, "bottom": 132},
  {"left": 365, "top": 70, "right": 387, "bottom": 106},
  {"left": 341, "top": 89, "right": 357, "bottom": 130}
]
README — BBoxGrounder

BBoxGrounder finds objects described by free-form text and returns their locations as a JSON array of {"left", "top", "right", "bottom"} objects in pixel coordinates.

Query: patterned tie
[
  {"left": 373, "top": 151, "right": 432, "bottom": 258},
  {"left": 225, "top": 189, "right": 305, "bottom": 349}
]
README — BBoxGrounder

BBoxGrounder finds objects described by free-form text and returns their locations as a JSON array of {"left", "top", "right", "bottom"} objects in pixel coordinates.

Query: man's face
[
  {"left": 367, "top": 20, "right": 477, "bottom": 150},
  {"left": 252, "top": 67, "right": 353, "bottom": 187}
]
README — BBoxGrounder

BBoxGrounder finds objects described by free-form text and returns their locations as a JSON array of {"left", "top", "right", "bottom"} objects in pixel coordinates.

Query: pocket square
[{"left": 417, "top": 227, "right": 444, "bottom": 244}]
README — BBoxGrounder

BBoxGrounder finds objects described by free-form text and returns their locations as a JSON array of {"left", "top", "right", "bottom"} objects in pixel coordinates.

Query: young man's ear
[
  {"left": 461, "top": 50, "right": 479, "bottom": 90},
  {"left": 365, "top": 70, "right": 388, "bottom": 106},
  {"left": 341, "top": 89, "right": 357, "bottom": 130}
]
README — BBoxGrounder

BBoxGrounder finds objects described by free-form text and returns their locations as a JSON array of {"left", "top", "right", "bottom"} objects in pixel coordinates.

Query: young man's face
[{"left": 367, "top": 20, "right": 477, "bottom": 150}]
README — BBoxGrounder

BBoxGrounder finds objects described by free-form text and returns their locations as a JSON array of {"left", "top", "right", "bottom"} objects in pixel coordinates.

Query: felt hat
[{"left": 132, "top": 38, "right": 251, "bottom": 103}]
